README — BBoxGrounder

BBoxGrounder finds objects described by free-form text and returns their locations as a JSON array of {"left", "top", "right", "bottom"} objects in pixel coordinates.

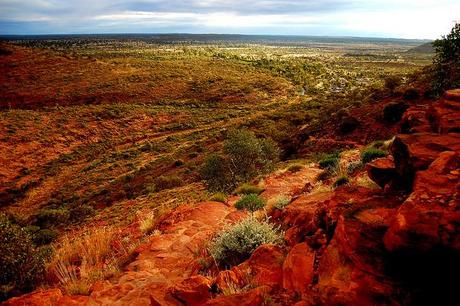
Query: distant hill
[{"left": 407, "top": 42, "right": 435, "bottom": 54}]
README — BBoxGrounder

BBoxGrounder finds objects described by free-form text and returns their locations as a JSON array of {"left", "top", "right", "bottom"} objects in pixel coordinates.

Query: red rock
[
  {"left": 317, "top": 236, "right": 398, "bottom": 306},
  {"left": 366, "top": 156, "right": 396, "bottom": 188},
  {"left": 427, "top": 101, "right": 460, "bottom": 133},
  {"left": 214, "top": 270, "right": 245, "bottom": 293},
  {"left": 282, "top": 242, "right": 315, "bottom": 294},
  {"left": 260, "top": 166, "right": 322, "bottom": 202},
  {"left": 205, "top": 286, "right": 270, "bottom": 306},
  {"left": 247, "top": 244, "right": 284, "bottom": 288},
  {"left": 281, "top": 191, "right": 335, "bottom": 246},
  {"left": 2, "top": 289, "right": 63, "bottom": 306},
  {"left": 444, "top": 89, "right": 460, "bottom": 102},
  {"left": 171, "top": 275, "right": 212, "bottom": 306},
  {"left": 57, "top": 295, "right": 89, "bottom": 305},
  {"left": 384, "top": 151, "right": 460, "bottom": 253},
  {"left": 391, "top": 133, "right": 460, "bottom": 188},
  {"left": 224, "top": 210, "right": 246, "bottom": 223},
  {"left": 400, "top": 106, "right": 431, "bottom": 134}
]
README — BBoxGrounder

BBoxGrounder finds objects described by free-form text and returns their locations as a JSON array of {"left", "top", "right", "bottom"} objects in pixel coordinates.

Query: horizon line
[{"left": 0, "top": 32, "right": 434, "bottom": 41}]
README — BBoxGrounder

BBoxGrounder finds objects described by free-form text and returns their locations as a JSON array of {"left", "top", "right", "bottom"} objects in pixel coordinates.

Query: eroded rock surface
[{"left": 5, "top": 89, "right": 460, "bottom": 306}]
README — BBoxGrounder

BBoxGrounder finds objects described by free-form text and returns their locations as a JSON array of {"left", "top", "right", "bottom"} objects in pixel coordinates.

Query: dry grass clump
[
  {"left": 138, "top": 211, "right": 156, "bottom": 235},
  {"left": 48, "top": 227, "right": 139, "bottom": 295}
]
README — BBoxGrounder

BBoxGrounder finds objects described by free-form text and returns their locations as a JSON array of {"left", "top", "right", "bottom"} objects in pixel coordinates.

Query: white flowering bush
[{"left": 209, "top": 217, "right": 283, "bottom": 268}]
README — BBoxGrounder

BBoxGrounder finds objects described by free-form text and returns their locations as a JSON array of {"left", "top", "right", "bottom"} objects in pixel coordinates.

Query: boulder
[
  {"left": 444, "top": 89, "right": 460, "bottom": 102},
  {"left": 171, "top": 275, "right": 212, "bottom": 306},
  {"left": 205, "top": 286, "right": 270, "bottom": 306},
  {"left": 383, "top": 151, "right": 460, "bottom": 305},
  {"left": 214, "top": 269, "right": 245, "bottom": 294},
  {"left": 427, "top": 101, "right": 460, "bottom": 133},
  {"left": 391, "top": 133, "right": 460, "bottom": 189},
  {"left": 316, "top": 236, "right": 399, "bottom": 306},
  {"left": 400, "top": 106, "right": 431, "bottom": 134},
  {"left": 2, "top": 289, "right": 63, "bottom": 306},
  {"left": 384, "top": 151, "right": 460, "bottom": 254},
  {"left": 366, "top": 156, "right": 397, "bottom": 188},
  {"left": 281, "top": 191, "right": 335, "bottom": 246},
  {"left": 246, "top": 244, "right": 284, "bottom": 288},
  {"left": 282, "top": 242, "right": 315, "bottom": 294},
  {"left": 3, "top": 291, "right": 85, "bottom": 306}
]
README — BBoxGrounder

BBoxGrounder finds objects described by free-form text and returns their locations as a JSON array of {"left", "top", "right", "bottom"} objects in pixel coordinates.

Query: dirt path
[
  {"left": 3, "top": 165, "right": 321, "bottom": 306},
  {"left": 88, "top": 201, "right": 237, "bottom": 305},
  {"left": 86, "top": 166, "right": 321, "bottom": 305}
]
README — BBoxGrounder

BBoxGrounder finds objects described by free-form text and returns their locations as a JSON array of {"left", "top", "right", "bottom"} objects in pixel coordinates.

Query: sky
[{"left": 0, "top": 0, "right": 459, "bottom": 39}]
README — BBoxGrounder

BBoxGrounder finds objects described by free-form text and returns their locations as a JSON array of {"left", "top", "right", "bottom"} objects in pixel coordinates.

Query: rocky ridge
[{"left": 3, "top": 89, "right": 460, "bottom": 305}]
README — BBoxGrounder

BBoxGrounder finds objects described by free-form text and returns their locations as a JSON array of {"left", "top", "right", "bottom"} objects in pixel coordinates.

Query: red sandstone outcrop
[{"left": 4, "top": 89, "right": 460, "bottom": 305}]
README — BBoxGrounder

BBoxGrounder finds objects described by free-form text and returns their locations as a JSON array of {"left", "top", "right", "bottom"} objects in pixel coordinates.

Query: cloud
[{"left": 0, "top": 0, "right": 459, "bottom": 38}]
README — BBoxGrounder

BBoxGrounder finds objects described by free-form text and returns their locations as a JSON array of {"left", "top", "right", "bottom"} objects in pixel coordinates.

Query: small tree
[
  {"left": 201, "top": 154, "right": 234, "bottom": 192},
  {"left": 202, "top": 129, "right": 279, "bottom": 192},
  {"left": 433, "top": 23, "right": 460, "bottom": 93},
  {"left": 0, "top": 214, "right": 46, "bottom": 300}
]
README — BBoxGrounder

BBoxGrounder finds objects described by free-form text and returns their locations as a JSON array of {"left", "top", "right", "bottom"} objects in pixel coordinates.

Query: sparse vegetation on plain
[{"left": 0, "top": 33, "right": 439, "bottom": 301}]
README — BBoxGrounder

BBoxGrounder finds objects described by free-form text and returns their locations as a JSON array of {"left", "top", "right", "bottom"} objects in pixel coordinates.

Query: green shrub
[
  {"left": 202, "top": 130, "right": 279, "bottom": 192},
  {"left": 36, "top": 208, "right": 70, "bottom": 228},
  {"left": 69, "top": 204, "right": 95, "bottom": 222},
  {"left": 361, "top": 148, "right": 387, "bottom": 164},
  {"left": 223, "top": 129, "right": 279, "bottom": 181},
  {"left": 287, "top": 164, "right": 303, "bottom": 173},
  {"left": 333, "top": 176, "right": 349, "bottom": 188},
  {"left": 235, "top": 194, "right": 266, "bottom": 212},
  {"left": 0, "top": 214, "right": 47, "bottom": 301},
  {"left": 339, "top": 116, "right": 359, "bottom": 134},
  {"left": 201, "top": 153, "right": 234, "bottom": 192},
  {"left": 188, "top": 152, "right": 199, "bottom": 158},
  {"left": 432, "top": 22, "right": 460, "bottom": 93},
  {"left": 318, "top": 153, "right": 339, "bottom": 170},
  {"left": 32, "top": 229, "right": 58, "bottom": 245},
  {"left": 347, "top": 161, "right": 363, "bottom": 174},
  {"left": 403, "top": 88, "right": 420, "bottom": 100},
  {"left": 209, "top": 193, "right": 227, "bottom": 203},
  {"left": 273, "top": 197, "right": 291, "bottom": 210},
  {"left": 153, "top": 175, "right": 182, "bottom": 191},
  {"left": 384, "top": 75, "right": 402, "bottom": 92},
  {"left": 209, "top": 217, "right": 283, "bottom": 268},
  {"left": 371, "top": 140, "right": 385, "bottom": 149},
  {"left": 383, "top": 101, "right": 409, "bottom": 123},
  {"left": 235, "top": 183, "right": 264, "bottom": 195},
  {"left": 173, "top": 159, "right": 184, "bottom": 167}
]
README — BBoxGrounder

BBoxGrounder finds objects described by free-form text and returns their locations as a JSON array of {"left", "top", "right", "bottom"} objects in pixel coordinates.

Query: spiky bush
[
  {"left": 333, "top": 176, "right": 350, "bottom": 188},
  {"left": 209, "top": 192, "right": 227, "bottom": 203},
  {"left": 209, "top": 217, "right": 283, "bottom": 268},
  {"left": 273, "top": 196, "right": 291, "bottom": 210},
  {"left": 361, "top": 148, "right": 387, "bottom": 164},
  {"left": 235, "top": 194, "right": 266, "bottom": 212},
  {"left": 318, "top": 153, "right": 339, "bottom": 170},
  {"left": 235, "top": 183, "right": 264, "bottom": 195},
  {"left": 287, "top": 163, "right": 303, "bottom": 173}
]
